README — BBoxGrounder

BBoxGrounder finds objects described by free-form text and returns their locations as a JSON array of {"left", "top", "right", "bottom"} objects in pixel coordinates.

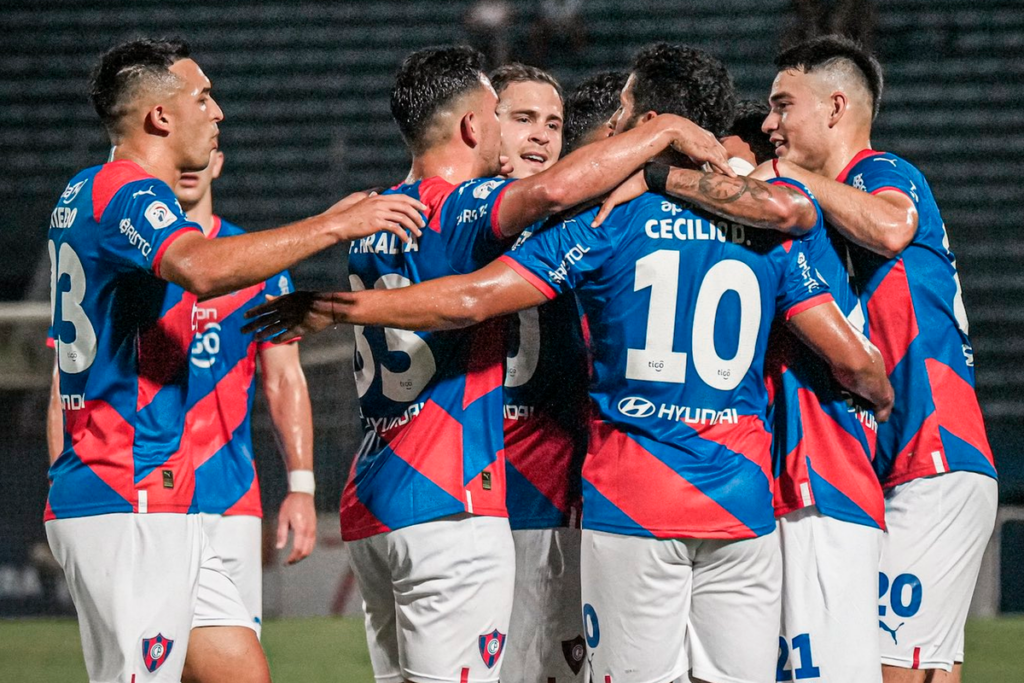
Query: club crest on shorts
[
  {"left": 142, "top": 633, "right": 174, "bottom": 672},
  {"left": 561, "top": 634, "right": 586, "bottom": 675},
  {"left": 478, "top": 629, "right": 506, "bottom": 668}
]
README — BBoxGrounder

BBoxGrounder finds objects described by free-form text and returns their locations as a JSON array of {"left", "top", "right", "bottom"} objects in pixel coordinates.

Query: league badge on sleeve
[
  {"left": 142, "top": 633, "right": 174, "bottom": 672},
  {"left": 478, "top": 629, "right": 506, "bottom": 668},
  {"left": 144, "top": 201, "right": 177, "bottom": 229}
]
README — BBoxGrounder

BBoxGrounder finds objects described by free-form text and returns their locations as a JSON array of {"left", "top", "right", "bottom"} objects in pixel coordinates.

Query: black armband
[{"left": 643, "top": 162, "right": 671, "bottom": 194}]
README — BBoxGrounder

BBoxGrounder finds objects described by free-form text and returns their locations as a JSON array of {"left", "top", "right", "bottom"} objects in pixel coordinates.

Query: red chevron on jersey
[
  {"left": 926, "top": 358, "right": 994, "bottom": 468},
  {"left": 388, "top": 400, "right": 469, "bottom": 503},
  {"left": 695, "top": 415, "right": 774, "bottom": 483},
  {"left": 138, "top": 294, "right": 197, "bottom": 412},
  {"left": 504, "top": 413, "right": 580, "bottom": 525},
  {"left": 584, "top": 422, "right": 751, "bottom": 539},
  {"left": 866, "top": 260, "right": 919, "bottom": 374},
  {"left": 189, "top": 356, "right": 257, "bottom": 469}
]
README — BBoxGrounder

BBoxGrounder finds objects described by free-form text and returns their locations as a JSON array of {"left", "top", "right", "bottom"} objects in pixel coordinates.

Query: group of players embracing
[{"left": 45, "top": 29, "right": 996, "bottom": 683}]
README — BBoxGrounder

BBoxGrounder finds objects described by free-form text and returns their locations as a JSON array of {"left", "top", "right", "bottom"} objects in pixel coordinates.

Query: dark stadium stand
[{"left": 1, "top": 0, "right": 1021, "bottom": 519}]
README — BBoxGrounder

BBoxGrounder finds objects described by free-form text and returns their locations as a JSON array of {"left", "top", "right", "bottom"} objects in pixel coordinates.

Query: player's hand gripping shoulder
[
  {"left": 662, "top": 114, "right": 737, "bottom": 178},
  {"left": 322, "top": 190, "right": 427, "bottom": 244}
]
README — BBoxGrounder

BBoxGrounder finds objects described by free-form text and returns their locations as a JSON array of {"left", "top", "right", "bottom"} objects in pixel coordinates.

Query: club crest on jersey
[
  {"left": 478, "top": 629, "right": 506, "bottom": 668},
  {"left": 561, "top": 635, "right": 586, "bottom": 675},
  {"left": 145, "top": 200, "right": 177, "bottom": 229},
  {"left": 61, "top": 179, "right": 87, "bottom": 205},
  {"left": 142, "top": 633, "right": 174, "bottom": 672}
]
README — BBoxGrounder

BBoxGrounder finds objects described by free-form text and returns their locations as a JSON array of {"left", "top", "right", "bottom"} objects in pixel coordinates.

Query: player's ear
[
  {"left": 144, "top": 104, "right": 172, "bottom": 136},
  {"left": 828, "top": 91, "right": 848, "bottom": 128},
  {"left": 641, "top": 111, "right": 658, "bottom": 125},
  {"left": 210, "top": 150, "right": 225, "bottom": 179},
  {"left": 461, "top": 110, "right": 479, "bottom": 148}
]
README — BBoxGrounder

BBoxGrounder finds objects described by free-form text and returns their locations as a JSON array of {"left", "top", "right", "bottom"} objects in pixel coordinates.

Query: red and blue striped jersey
[
  {"left": 841, "top": 150, "right": 996, "bottom": 488},
  {"left": 502, "top": 288, "right": 588, "bottom": 530},
  {"left": 502, "top": 185, "right": 832, "bottom": 540},
  {"left": 341, "top": 176, "right": 517, "bottom": 541},
  {"left": 46, "top": 160, "right": 202, "bottom": 520},
  {"left": 187, "top": 217, "right": 295, "bottom": 517},
  {"left": 765, "top": 180, "right": 884, "bottom": 529}
]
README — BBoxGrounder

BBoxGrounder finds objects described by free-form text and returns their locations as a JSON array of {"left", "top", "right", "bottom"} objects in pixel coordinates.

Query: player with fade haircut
[
  {"left": 488, "top": 62, "right": 590, "bottom": 683},
  {"left": 764, "top": 35, "right": 998, "bottom": 682},
  {"left": 246, "top": 44, "right": 732, "bottom": 683},
  {"left": 561, "top": 70, "right": 629, "bottom": 153},
  {"left": 45, "top": 37, "right": 426, "bottom": 683},
  {"left": 173, "top": 149, "right": 317, "bottom": 654},
  {"left": 245, "top": 43, "right": 894, "bottom": 683}
]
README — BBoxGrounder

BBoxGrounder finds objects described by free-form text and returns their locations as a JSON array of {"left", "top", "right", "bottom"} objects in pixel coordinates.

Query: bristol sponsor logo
[
  {"left": 852, "top": 173, "right": 867, "bottom": 192},
  {"left": 473, "top": 179, "right": 503, "bottom": 200},
  {"left": 617, "top": 396, "right": 656, "bottom": 419},
  {"left": 796, "top": 252, "right": 821, "bottom": 293},
  {"left": 547, "top": 243, "right": 591, "bottom": 284},
  {"left": 144, "top": 200, "right": 177, "bottom": 229},
  {"left": 457, "top": 204, "right": 488, "bottom": 225},
  {"left": 60, "top": 179, "right": 86, "bottom": 205},
  {"left": 119, "top": 219, "right": 152, "bottom": 258}
]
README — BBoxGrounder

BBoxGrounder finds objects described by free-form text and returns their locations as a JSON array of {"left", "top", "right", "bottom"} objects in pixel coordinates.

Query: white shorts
[
  {"left": 346, "top": 514, "right": 516, "bottom": 683},
  {"left": 580, "top": 529, "right": 781, "bottom": 683},
  {"left": 46, "top": 513, "right": 203, "bottom": 683},
  {"left": 193, "top": 513, "right": 262, "bottom": 636},
  {"left": 502, "top": 527, "right": 585, "bottom": 683},
  {"left": 779, "top": 507, "right": 883, "bottom": 683},
  {"left": 878, "top": 471, "right": 997, "bottom": 671}
]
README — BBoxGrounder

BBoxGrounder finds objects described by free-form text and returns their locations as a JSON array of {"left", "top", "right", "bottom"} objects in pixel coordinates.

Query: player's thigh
[
  {"left": 688, "top": 530, "right": 781, "bottom": 683},
  {"left": 581, "top": 529, "right": 692, "bottom": 683},
  {"left": 347, "top": 532, "right": 404, "bottom": 683},
  {"left": 778, "top": 507, "right": 882, "bottom": 683},
  {"left": 46, "top": 513, "right": 202, "bottom": 683},
  {"left": 196, "top": 514, "right": 263, "bottom": 635},
  {"left": 182, "top": 626, "right": 269, "bottom": 683},
  {"left": 387, "top": 514, "right": 516, "bottom": 683},
  {"left": 878, "top": 473, "right": 997, "bottom": 673},
  {"left": 504, "top": 527, "right": 585, "bottom": 683}
]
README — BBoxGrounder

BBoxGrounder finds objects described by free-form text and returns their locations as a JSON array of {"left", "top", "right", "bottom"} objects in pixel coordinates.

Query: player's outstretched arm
[
  {"left": 243, "top": 261, "right": 547, "bottom": 341},
  {"left": 592, "top": 162, "right": 818, "bottom": 234},
  {"left": 495, "top": 114, "right": 734, "bottom": 238},
  {"left": 259, "top": 342, "right": 316, "bottom": 565},
  {"left": 774, "top": 159, "right": 918, "bottom": 258},
  {"left": 160, "top": 192, "right": 427, "bottom": 299},
  {"left": 787, "top": 301, "right": 894, "bottom": 421}
]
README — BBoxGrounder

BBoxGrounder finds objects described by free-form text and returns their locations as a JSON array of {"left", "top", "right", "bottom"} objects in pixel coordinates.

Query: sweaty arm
[
  {"left": 46, "top": 359, "right": 62, "bottom": 464},
  {"left": 593, "top": 161, "right": 817, "bottom": 234},
  {"left": 259, "top": 342, "right": 317, "bottom": 565},
  {"left": 774, "top": 160, "right": 918, "bottom": 258},
  {"left": 495, "top": 114, "right": 734, "bottom": 238},
  {"left": 242, "top": 260, "right": 546, "bottom": 342},
  {"left": 160, "top": 192, "right": 427, "bottom": 299},
  {"left": 787, "top": 301, "right": 894, "bottom": 421}
]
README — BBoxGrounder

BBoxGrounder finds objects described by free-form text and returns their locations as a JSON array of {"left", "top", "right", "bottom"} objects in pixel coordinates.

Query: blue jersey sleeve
[
  {"left": 847, "top": 154, "right": 920, "bottom": 205},
  {"left": 500, "top": 206, "right": 615, "bottom": 299},
  {"left": 438, "top": 177, "right": 518, "bottom": 273},
  {"left": 104, "top": 180, "right": 201, "bottom": 277},
  {"left": 264, "top": 269, "right": 295, "bottom": 298},
  {"left": 775, "top": 238, "right": 833, "bottom": 319}
]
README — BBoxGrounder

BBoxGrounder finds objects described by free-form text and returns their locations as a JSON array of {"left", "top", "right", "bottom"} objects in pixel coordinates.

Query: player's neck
[
  {"left": 111, "top": 139, "right": 181, "bottom": 187},
  {"left": 822, "top": 131, "right": 873, "bottom": 179},
  {"left": 406, "top": 145, "right": 483, "bottom": 185},
  {"left": 183, "top": 194, "right": 216, "bottom": 235}
]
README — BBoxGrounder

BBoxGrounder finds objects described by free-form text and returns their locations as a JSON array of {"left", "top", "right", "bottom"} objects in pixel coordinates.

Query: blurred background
[{"left": 1, "top": 0, "right": 1022, "bottom": 674}]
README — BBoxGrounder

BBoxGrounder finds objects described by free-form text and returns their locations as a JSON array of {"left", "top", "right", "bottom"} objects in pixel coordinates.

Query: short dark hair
[
  {"left": 775, "top": 35, "right": 884, "bottom": 120},
  {"left": 563, "top": 70, "right": 629, "bottom": 152},
  {"left": 391, "top": 46, "right": 487, "bottom": 154},
  {"left": 490, "top": 62, "right": 562, "bottom": 100},
  {"left": 90, "top": 38, "right": 191, "bottom": 138},
  {"left": 629, "top": 43, "right": 736, "bottom": 138},
  {"left": 726, "top": 100, "right": 774, "bottom": 165}
]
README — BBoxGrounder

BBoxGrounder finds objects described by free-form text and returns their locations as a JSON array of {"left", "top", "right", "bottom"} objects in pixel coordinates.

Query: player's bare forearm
[
  {"left": 161, "top": 194, "right": 427, "bottom": 299},
  {"left": 46, "top": 361, "right": 62, "bottom": 464},
  {"left": 775, "top": 161, "right": 918, "bottom": 257},
  {"left": 662, "top": 167, "right": 817, "bottom": 234},
  {"left": 335, "top": 261, "right": 548, "bottom": 330},
  {"left": 497, "top": 114, "right": 732, "bottom": 237},
  {"left": 788, "top": 301, "right": 894, "bottom": 421},
  {"left": 259, "top": 343, "right": 314, "bottom": 473}
]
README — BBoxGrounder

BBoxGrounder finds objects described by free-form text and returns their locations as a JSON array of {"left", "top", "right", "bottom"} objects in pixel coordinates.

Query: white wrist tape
[{"left": 288, "top": 469, "right": 316, "bottom": 495}]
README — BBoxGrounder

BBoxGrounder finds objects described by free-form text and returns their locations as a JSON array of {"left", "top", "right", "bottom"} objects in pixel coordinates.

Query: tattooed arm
[{"left": 593, "top": 162, "right": 817, "bottom": 235}]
